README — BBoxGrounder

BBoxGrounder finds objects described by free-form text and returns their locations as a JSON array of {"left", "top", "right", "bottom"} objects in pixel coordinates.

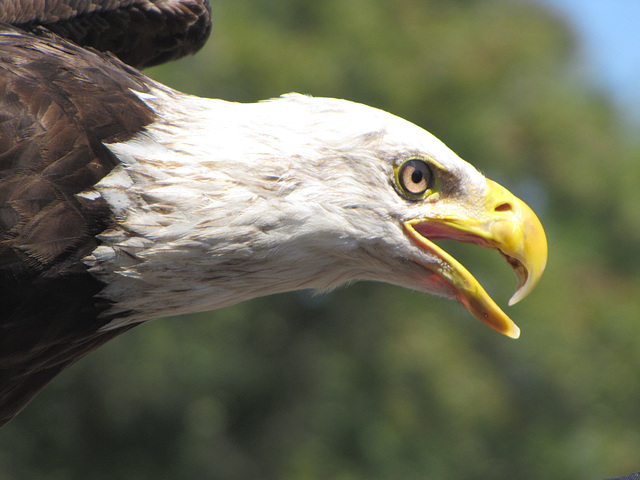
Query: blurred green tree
[{"left": 2, "top": 1, "right": 639, "bottom": 479}]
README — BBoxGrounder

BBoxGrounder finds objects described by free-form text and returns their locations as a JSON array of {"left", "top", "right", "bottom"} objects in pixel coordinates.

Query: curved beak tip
[{"left": 506, "top": 198, "right": 548, "bottom": 307}]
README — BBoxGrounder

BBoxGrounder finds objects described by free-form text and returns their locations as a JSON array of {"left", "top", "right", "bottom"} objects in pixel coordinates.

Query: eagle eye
[{"left": 397, "top": 159, "right": 433, "bottom": 198}]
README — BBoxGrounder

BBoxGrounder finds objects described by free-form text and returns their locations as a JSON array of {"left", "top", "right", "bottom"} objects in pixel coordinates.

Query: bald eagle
[{"left": 0, "top": 0, "right": 546, "bottom": 426}]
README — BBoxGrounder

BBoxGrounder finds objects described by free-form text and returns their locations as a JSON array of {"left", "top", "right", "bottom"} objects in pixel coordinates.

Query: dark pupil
[{"left": 411, "top": 169, "right": 423, "bottom": 184}]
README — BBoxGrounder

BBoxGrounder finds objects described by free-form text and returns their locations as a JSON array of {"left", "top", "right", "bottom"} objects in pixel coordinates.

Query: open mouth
[{"left": 403, "top": 180, "right": 547, "bottom": 338}]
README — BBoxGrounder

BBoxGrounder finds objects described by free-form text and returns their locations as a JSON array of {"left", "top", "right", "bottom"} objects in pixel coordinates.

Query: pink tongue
[{"left": 412, "top": 221, "right": 490, "bottom": 248}]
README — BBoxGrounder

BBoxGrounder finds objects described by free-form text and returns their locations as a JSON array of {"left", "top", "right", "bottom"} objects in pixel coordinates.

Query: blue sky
[{"left": 536, "top": 0, "right": 640, "bottom": 121}]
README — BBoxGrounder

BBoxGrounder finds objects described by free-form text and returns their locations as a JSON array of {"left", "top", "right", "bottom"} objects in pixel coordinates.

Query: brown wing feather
[
  {"left": 0, "top": 0, "right": 212, "bottom": 69},
  {"left": 0, "top": 24, "right": 157, "bottom": 425}
]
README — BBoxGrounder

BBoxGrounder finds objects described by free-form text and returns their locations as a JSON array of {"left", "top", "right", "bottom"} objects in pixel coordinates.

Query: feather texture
[
  {"left": 0, "top": 24, "right": 155, "bottom": 425},
  {"left": 0, "top": 0, "right": 212, "bottom": 68},
  {"left": 86, "top": 89, "right": 485, "bottom": 327}
]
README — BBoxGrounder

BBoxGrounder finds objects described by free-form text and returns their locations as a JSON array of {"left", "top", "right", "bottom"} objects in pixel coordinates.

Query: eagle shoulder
[{"left": 0, "top": 24, "right": 157, "bottom": 425}]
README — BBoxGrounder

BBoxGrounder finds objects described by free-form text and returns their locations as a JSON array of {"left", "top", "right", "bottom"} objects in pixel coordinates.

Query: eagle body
[{"left": 0, "top": 3, "right": 547, "bottom": 426}]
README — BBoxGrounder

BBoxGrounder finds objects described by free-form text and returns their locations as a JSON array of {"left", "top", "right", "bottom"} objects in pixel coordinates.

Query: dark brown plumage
[
  {"left": 0, "top": 1, "right": 211, "bottom": 426},
  {"left": 0, "top": 0, "right": 212, "bottom": 68}
]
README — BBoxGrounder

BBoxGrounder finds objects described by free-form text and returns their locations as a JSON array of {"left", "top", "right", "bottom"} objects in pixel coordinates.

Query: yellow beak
[{"left": 403, "top": 179, "right": 547, "bottom": 338}]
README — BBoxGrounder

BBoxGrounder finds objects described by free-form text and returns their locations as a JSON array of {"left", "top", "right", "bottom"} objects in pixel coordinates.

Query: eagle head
[{"left": 95, "top": 92, "right": 547, "bottom": 337}]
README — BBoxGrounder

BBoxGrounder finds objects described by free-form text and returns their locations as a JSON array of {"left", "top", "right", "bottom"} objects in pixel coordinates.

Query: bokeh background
[{"left": 2, "top": 1, "right": 639, "bottom": 478}]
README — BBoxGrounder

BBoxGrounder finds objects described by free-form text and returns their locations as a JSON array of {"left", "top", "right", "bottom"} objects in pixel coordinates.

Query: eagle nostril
[{"left": 495, "top": 202, "right": 512, "bottom": 212}]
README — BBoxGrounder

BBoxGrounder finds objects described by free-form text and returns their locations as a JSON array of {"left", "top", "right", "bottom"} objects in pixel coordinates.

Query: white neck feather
[{"left": 83, "top": 87, "right": 484, "bottom": 328}]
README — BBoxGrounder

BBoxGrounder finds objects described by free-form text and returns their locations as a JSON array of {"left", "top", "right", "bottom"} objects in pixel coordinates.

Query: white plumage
[{"left": 87, "top": 89, "right": 489, "bottom": 328}]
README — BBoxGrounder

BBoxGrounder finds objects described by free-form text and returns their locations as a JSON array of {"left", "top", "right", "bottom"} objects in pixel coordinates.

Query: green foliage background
[{"left": 2, "top": 1, "right": 640, "bottom": 478}]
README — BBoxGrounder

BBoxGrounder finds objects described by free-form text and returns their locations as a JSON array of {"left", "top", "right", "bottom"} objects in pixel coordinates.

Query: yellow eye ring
[{"left": 396, "top": 158, "right": 434, "bottom": 199}]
